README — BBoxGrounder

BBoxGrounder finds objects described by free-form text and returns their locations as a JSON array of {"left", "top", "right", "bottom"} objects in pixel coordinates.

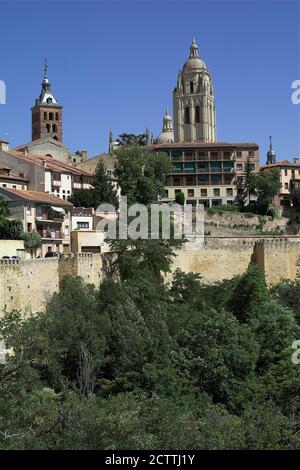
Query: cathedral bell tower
[
  {"left": 173, "top": 38, "right": 216, "bottom": 143},
  {"left": 31, "top": 60, "right": 63, "bottom": 142}
]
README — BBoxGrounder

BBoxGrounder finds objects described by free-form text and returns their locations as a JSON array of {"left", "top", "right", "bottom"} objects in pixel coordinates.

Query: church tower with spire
[
  {"left": 31, "top": 60, "right": 63, "bottom": 142},
  {"left": 173, "top": 38, "right": 216, "bottom": 143}
]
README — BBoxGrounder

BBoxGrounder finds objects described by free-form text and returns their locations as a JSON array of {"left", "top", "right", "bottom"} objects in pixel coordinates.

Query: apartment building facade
[
  {"left": 260, "top": 158, "right": 300, "bottom": 207},
  {"left": 0, "top": 141, "right": 93, "bottom": 200},
  {"left": 0, "top": 187, "right": 73, "bottom": 255},
  {"left": 147, "top": 142, "right": 259, "bottom": 206}
]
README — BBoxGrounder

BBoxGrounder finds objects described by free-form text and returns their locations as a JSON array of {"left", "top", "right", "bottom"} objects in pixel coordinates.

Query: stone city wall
[{"left": 1, "top": 239, "right": 300, "bottom": 316}]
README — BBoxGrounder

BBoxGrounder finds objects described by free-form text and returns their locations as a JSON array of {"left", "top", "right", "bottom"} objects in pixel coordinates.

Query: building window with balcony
[
  {"left": 184, "top": 163, "right": 195, "bottom": 172},
  {"left": 236, "top": 164, "right": 243, "bottom": 171},
  {"left": 198, "top": 151, "right": 208, "bottom": 157},
  {"left": 185, "top": 150, "right": 194, "bottom": 159}
]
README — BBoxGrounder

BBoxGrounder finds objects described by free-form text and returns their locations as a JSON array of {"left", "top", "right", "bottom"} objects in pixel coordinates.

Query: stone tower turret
[
  {"left": 31, "top": 60, "right": 63, "bottom": 142},
  {"left": 173, "top": 38, "right": 216, "bottom": 143}
]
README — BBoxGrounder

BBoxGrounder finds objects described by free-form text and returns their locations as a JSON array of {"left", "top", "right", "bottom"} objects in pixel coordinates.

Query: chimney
[
  {"left": 0, "top": 139, "right": 9, "bottom": 152},
  {"left": 81, "top": 150, "right": 87, "bottom": 161}
]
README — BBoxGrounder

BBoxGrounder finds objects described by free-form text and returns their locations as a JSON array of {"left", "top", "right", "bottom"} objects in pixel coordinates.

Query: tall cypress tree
[{"left": 93, "top": 159, "right": 118, "bottom": 209}]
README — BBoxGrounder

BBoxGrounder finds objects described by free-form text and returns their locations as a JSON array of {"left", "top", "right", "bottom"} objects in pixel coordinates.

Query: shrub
[
  {"left": 175, "top": 191, "right": 185, "bottom": 206},
  {"left": 266, "top": 208, "right": 277, "bottom": 220}
]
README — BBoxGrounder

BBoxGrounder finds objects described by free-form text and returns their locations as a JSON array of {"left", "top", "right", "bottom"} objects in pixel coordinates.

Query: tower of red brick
[{"left": 31, "top": 60, "right": 63, "bottom": 142}]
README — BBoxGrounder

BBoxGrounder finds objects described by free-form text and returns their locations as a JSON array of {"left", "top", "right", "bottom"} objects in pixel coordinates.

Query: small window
[
  {"left": 248, "top": 150, "right": 255, "bottom": 157},
  {"left": 46, "top": 124, "right": 51, "bottom": 133},
  {"left": 285, "top": 170, "right": 288, "bottom": 176},
  {"left": 44, "top": 111, "right": 47, "bottom": 120},
  {"left": 236, "top": 164, "right": 243, "bottom": 170},
  {"left": 188, "top": 189, "right": 194, "bottom": 197},
  {"left": 285, "top": 183, "right": 289, "bottom": 189},
  {"left": 46, "top": 98, "right": 53, "bottom": 104},
  {"left": 226, "top": 188, "right": 233, "bottom": 196},
  {"left": 52, "top": 124, "right": 57, "bottom": 132},
  {"left": 236, "top": 151, "right": 242, "bottom": 157},
  {"left": 55, "top": 112, "right": 59, "bottom": 120},
  {"left": 213, "top": 188, "right": 220, "bottom": 197},
  {"left": 190, "top": 81, "right": 194, "bottom": 93},
  {"left": 201, "top": 189, "right": 207, "bottom": 197},
  {"left": 195, "top": 106, "right": 200, "bottom": 123}
]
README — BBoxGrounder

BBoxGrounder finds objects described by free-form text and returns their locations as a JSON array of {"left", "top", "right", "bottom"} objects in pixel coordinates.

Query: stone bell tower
[
  {"left": 31, "top": 60, "right": 63, "bottom": 142},
  {"left": 173, "top": 37, "right": 216, "bottom": 143}
]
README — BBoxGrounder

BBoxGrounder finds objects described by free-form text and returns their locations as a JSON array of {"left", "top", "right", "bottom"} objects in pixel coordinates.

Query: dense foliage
[
  {"left": 0, "top": 241, "right": 299, "bottom": 449},
  {"left": 241, "top": 168, "right": 281, "bottom": 215},
  {"left": 0, "top": 196, "right": 23, "bottom": 240},
  {"left": 114, "top": 147, "right": 171, "bottom": 205},
  {"left": 69, "top": 160, "right": 118, "bottom": 209}
]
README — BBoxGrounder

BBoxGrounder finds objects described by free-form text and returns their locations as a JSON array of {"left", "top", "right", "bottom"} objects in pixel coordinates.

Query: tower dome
[
  {"left": 183, "top": 37, "right": 207, "bottom": 71},
  {"left": 157, "top": 107, "right": 174, "bottom": 144}
]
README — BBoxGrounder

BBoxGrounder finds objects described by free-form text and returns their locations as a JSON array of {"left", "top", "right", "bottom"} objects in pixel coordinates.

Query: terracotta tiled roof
[
  {"left": 5, "top": 150, "right": 93, "bottom": 176},
  {"left": 260, "top": 160, "right": 300, "bottom": 170},
  {"left": 79, "top": 153, "right": 115, "bottom": 171},
  {"left": 0, "top": 187, "right": 73, "bottom": 207},
  {"left": 0, "top": 168, "right": 29, "bottom": 182}
]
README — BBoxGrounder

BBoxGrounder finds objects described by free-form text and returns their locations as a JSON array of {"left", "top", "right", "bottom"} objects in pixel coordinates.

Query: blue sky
[{"left": 0, "top": 0, "right": 299, "bottom": 163}]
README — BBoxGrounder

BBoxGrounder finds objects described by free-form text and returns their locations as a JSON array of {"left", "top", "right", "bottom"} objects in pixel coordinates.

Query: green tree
[
  {"left": 114, "top": 146, "right": 171, "bottom": 205},
  {"left": 175, "top": 191, "right": 185, "bottom": 205},
  {"left": 116, "top": 133, "right": 147, "bottom": 147},
  {"left": 68, "top": 189, "right": 95, "bottom": 208},
  {"left": 255, "top": 169, "right": 281, "bottom": 214},
  {"left": 242, "top": 157, "right": 256, "bottom": 205},
  {"left": 0, "top": 196, "right": 23, "bottom": 240},
  {"left": 93, "top": 159, "right": 118, "bottom": 209},
  {"left": 22, "top": 231, "right": 42, "bottom": 258}
]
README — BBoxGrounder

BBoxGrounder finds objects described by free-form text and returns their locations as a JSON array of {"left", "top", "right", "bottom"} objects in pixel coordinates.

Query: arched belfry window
[
  {"left": 195, "top": 106, "right": 200, "bottom": 123},
  {"left": 46, "top": 124, "right": 50, "bottom": 133},
  {"left": 55, "top": 112, "right": 59, "bottom": 121},
  {"left": 52, "top": 124, "right": 57, "bottom": 133},
  {"left": 49, "top": 112, "right": 54, "bottom": 121},
  {"left": 190, "top": 81, "right": 194, "bottom": 93},
  {"left": 44, "top": 111, "right": 47, "bottom": 120},
  {"left": 184, "top": 107, "right": 190, "bottom": 124}
]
